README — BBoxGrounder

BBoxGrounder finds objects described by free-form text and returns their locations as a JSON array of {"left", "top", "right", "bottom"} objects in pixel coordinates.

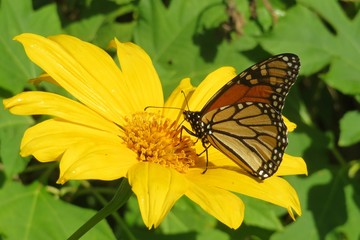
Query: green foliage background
[{"left": 1, "top": 0, "right": 360, "bottom": 239}]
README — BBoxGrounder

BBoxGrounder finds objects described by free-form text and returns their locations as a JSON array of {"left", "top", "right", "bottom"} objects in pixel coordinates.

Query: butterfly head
[
  {"left": 183, "top": 110, "right": 208, "bottom": 139},
  {"left": 183, "top": 110, "right": 196, "bottom": 123}
]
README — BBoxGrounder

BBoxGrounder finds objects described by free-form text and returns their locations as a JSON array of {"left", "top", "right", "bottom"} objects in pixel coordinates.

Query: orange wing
[{"left": 201, "top": 54, "right": 300, "bottom": 114}]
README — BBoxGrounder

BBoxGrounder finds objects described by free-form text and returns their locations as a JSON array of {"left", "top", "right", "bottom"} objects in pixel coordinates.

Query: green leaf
[
  {"left": 241, "top": 196, "right": 283, "bottom": 231},
  {"left": 65, "top": 14, "right": 106, "bottom": 42},
  {"left": 275, "top": 168, "right": 360, "bottom": 240},
  {"left": 63, "top": 0, "right": 136, "bottom": 47},
  {"left": 0, "top": 0, "right": 62, "bottom": 94},
  {"left": 330, "top": 181, "right": 360, "bottom": 239},
  {"left": 94, "top": 22, "right": 136, "bottom": 47},
  {"left": 271, "top": 210, "right": 317, "bottom": 240},
  {"left": 0, "top": 104, "right": 34, "bottom": 176},
  {"left": 161, "top": 196, "right": 217, "bottom": 234},
  {"left": 134, "top": 0, "right": 257, "bottom": 98},
  {"left": 259, "top": 4, "right": 334, "bottom": 76},
  {"left": 301, "top": 0, "right": 360, "bottom": 95},
  {"left": 272, "top": 169, "right": 332, "bottom": 240},
  {"left": 0, "top": 181, "right": 115, "bottom": 240},
  {"left": 197, "top": 229, "right": 230, "bottom": 240},
  {"left": 338, "top": 111, "right": 360, "bottom": 147},
  {"left": 123, "top": 195, "right": 144, "bottom": 228},
  {"left": 124, "top": 195, "right": 217, "bottom": 234},
  {"left": 261, "top": 0, "right": 360, "bottom": 95}
]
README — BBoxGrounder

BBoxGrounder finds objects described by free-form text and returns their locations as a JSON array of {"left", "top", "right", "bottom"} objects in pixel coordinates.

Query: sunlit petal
[
  {"left": 128, "top": 162, "right": 188, "bottom": 229},
  {"left": 110, "top": 39, "right": 164, "bottom": 111},
  {"left": 21, "top": 119, "right": 122, "bottom": 162},
  {"left": 4, "top": 91, "right": 120, "bottom": 134},
  {"left": 284, "top": 116, "right": 297, "bottom": 132},
  {"left": 185, "top": 175, "right": 244, "bottom": 229},
  {"left": 190, "top": 168, "right": 302, "bottom": 219},
  {"left": 14, "top": 33, "right": 129, "bottom": 124},
  {"left": 58, "top": 141, "right": 137, "bottom": 184},
  {"left": 276, "top": 154, "right": 308, "bottom": 176}
]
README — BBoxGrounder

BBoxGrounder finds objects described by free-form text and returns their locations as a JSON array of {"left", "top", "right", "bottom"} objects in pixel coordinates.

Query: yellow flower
[{"left": 3, "top": 33, "right": 307, "bottom": 230}]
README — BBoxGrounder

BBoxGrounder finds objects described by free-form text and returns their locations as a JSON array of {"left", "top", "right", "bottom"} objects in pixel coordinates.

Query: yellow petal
[
  {"left": 191, "top": 168, "right": 301, "bottom": 219},
  {"left": 127, "top": 162, "right": 188, "bottom": 229},
  {"left": 276, "top": 154, "right": 308, "bottom": 176},
  {"left": 188, "top": 67, "right": 237, "bottom": 111},
  {"left": 21, "top": 119, "right": 122, "bottom": 162},
  {"left": 3, "top": 91, "right": 120, "bottom": 134},
  {"left": 185, "top": 175, "right": 244, "bottom": 229},
  {"left": 199, "top": 147, "right": 307, "bottom": 178},
  {"left": 284, "top": 116, "right": 297, "bottom": 132},
  {"left": 163, "top": 78, "right": 195, "bottom": 122},
  {"left": 14, "top": 33, "right": 129, "bottom": 124},
  {"left": 110, "top": 39, "right": 164, "bottom": 111},
  {"left": 199, "top": 145, "right": 239, "bottom": 168},
  {"left": 57, "top": 141, "right": 137, "bottom": 184}
]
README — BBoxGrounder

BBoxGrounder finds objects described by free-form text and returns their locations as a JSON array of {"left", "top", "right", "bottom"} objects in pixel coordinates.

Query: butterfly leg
[
  {"left": 180, "top": 126, "right": 199, "bottom": 143},
  {"left": 198, "top": 141, "right": 211, "bottom": 174},
  {"left": 195, "top": 148, "right": 209, "bottom": 174},
  {"left": 202, "top": 147, "right": 209, "bottom": 174},
  {"left": 181, "top": 126, "right": 211, "bottom": 173}
]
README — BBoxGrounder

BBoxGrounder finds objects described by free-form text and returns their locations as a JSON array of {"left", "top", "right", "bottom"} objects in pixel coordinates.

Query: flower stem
[{"left": 67, "top": 178, "right": 132, "bottom": 240}]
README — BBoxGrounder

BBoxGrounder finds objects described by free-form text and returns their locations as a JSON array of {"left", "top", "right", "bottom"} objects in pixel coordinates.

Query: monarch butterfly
[{"left": 183, "top": 53, "right": 300, "bottom": 179}]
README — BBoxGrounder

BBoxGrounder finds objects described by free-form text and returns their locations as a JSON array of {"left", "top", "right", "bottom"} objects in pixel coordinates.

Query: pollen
[{"left": 122, "top": 112, "right": 197, "bottom": 173}]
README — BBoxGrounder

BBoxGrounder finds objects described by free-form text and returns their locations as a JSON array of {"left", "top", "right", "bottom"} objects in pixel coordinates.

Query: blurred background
[{"left": 0, "top": 0, "right": 359, "bottom": 239}]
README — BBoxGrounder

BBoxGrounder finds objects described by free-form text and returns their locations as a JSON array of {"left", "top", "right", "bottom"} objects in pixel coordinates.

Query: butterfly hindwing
[{"left": 202, "top": 102, "right": 287, "bottom": 179}]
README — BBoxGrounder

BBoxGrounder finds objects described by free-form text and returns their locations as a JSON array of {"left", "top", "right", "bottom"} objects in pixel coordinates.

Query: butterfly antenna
[
  {"left": 144, "top": 105, "right": 185, "bottom": 129},
  {"left": 144, "top": 106, "right": 182, "bottom": 111},
  {"left": 181, "top": 90, "right": 191, "bottom": 111}
]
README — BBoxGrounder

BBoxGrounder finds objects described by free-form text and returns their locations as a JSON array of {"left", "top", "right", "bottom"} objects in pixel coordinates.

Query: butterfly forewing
[{"left": 201, "top": 54, "right": 300, "bottom": 114}]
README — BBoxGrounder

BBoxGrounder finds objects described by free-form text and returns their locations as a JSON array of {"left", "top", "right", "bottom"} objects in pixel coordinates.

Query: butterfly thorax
[{"left": 183, "top": 110, "right": 211, "bottom": 144}]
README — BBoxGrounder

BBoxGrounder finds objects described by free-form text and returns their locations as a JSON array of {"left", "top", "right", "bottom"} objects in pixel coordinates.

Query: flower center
[{"left": 122, "top": 112, "right": 197, "bottom": 173}]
